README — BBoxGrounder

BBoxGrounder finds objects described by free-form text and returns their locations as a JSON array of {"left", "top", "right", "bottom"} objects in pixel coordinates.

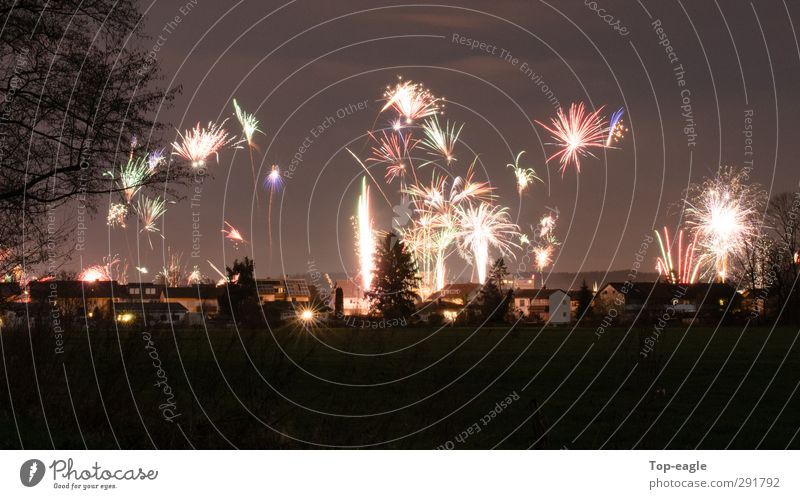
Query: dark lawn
[{"left": 1, "top": 323, "right": 798, "bottom": 449}]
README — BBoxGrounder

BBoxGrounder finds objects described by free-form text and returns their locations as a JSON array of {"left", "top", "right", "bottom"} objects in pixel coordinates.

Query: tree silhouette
[
  {"left": 368, "top": 233, "right": 419, "bottom": 321},
  {"left": 0, "top": 1, "right": 188, "bottom": 272},
  {"left": 576, "top": 280, "right": 594, "bottom": 320},
  {"left": 478, "top": 258, "right": 512, "bottom": 323}
]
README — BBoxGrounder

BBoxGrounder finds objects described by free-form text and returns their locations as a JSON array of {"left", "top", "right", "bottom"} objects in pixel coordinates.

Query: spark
[
  {"left": 233, "top": 99, "right": 262, "bottom": 146},
  {"left": 539, "top": 213, "right": 557, "bottom": 239},
  {"left": 536, "top": 102, "right": 607, "bottom": 174},
  {"left": 655, "top": 226, "right": 701, "bottom": 284},
  {"left": 222, "top": 221, "right": 246, "bottom": 246},
  {"left": 606, "top": 107, "right": 626, "bottom": 147},
  {"left": 135, "top": 266, "right": 148, "bottom": 274},
  {"left": 147, "top": 149, "right": 166, "bottom": 170},
  {"left": 158, "top": 250, "right": 185, "bottom": 287},
  {"left": 381, "top": 80, "right": 442, "bottom": 125},
  {"left": 107, "top": 203, "right": 128, "bottom": 227},
  {"left": 507, "top": 151, "right": 540, "bottom": 196},
  {"left": 534, "top": 245, "right": 553, "bottom": 273},
  {"left": 420, "top": 115, "right": 462, "bottom": 163},
  {"left": 264, "top": 164, "right": 283, "bottom": 191},
  {"left": 187, "top": 266, "right": 204, "bottom": 285},
  {"left": 171, "top": 120, "right": 239, "bottom": 167},
  {"left": 80, "top": 255, "right": 126, "bottom": 283}
]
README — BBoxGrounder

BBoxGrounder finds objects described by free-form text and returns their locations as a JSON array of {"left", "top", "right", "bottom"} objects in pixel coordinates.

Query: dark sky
[{"left": 78, "top": 0, "right": 800, "bottom": 285}]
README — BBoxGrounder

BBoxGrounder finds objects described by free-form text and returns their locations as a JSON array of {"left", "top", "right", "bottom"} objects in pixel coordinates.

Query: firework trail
[
  {"left": 536, "top": 102, "right": 607, "bottom": 174},
  {"left": 264, "top": 164, "right": 283, "bottom": 269},
  {"left": 222, "top": 221, "right": 247, "bottom": 248},
  {"left": 420, "top": 115, "right": 462, "bottom": 164},
  {"left": 233, "top": 99, "right": 264, "bottom": 206},
  {"left": 381, "top": 80, "right": 442, "bottom": 125},
  {"left": 207, "top": 260, "right": 229, "bottom": 286},
  {"left": 172, "top": 120, "right": 239, "bottom": 167},
  {"left": 356, "top": 177, "right": 375, "bottom": 292},
  {"left": 655, "top": 226, "right": 701, "bottom": 284},
  {"left": 158, "top": 249, "right": 185, "bottom": 287},
  {"left": 455, "top": 203, "right": 520, "bottom": 284},
  {"left": 606, "top": 107, "right": 626, "bottom": 147},
  {"left": 507, "top": 151, "right": 540, "bottom": 197}
]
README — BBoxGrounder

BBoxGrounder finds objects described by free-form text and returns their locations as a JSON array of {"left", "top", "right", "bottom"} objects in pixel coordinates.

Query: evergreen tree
[
  {"left": 478, "top": 258, "right": 512, "bottom": 323},
  {"left": 576, "top": 279, "right": 594, "bottom": 319},
  {"left": 334, "top": 287, "right": 344, "bottom": 318},
  {"left": 368, "top": 233, "right": 420, "bottom": 321},
  {"left": 220, "top": 257, "right": 261, "bottom": 325}
]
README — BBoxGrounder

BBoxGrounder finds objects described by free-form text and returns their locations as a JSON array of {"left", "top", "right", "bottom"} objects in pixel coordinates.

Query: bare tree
[
  {"left": 0, "top": 1, "right": 187, "bottom": 272},
  {"left": 766, "top": 191, "right": 800, "bottom": 322}
]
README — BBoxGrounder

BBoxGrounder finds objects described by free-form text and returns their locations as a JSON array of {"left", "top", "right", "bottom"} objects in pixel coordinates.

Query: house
[
  {"left": 255, "top": 278, "right": 311, "bottom": 303},
  {"left": 427, "top": 283, "right": 481, "bottom": 306},
  {"left": 161, "top": 285, "right": 223, "bottom": 318},
  {"left": 512, "top": 288, "right": 568, "bottom": 322},
  {"left": 415, "top": 300, "right": 464, "bottom": 323},
  {"left": 125, "top": 282, "right": 164, "bottom": 303},
  {"left": 29, "top": 280, "right": 129, "bottom": 319},
  {"left": 594, "top": 281, "right": 740, "bottom": 322},
  {"left": 334, "top": 280, "right": 369, "bottom": 316},
  {"left": 113, "top": 302, "right": 188, "bottom": 324},
  {"left": 548, "top": 290, "right": 571, "bottom": 324}
]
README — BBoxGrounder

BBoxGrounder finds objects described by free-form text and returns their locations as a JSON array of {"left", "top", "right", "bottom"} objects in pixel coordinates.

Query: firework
[
  {"left": 264, "top": 164, "right": 283, "bottom": 191},
  {"left": 172, "top": 120, "right": 239, "bottom": 167},
  {"left": 420, "top": 115, "right": 462, "bottom": 164},
  {"left": 222, "top": 221, "right": 247, "bottom": 246},
  {"left": 80, "top": 255, "right": 126, "bottom": 283},
  {"left": 135, "top": 266, "right": 148, "bottom": 274},
  {"left": 519, "top": 233, "right": 530, "bottom": 245},
  {"left": 233, "top": 99, "right": 262, "bottom": 146},
  {"left": 207, "top": 260, "right": 228, "bottom": 286},
  {"left": 606, "top": 107, "right": 626, "bottom": 147},
  {"left": 158, "top": 250, "right": 185, "bottom": 287},
  {"left": 356, "top": 177, "right": 375, "bottom": 291},
  {"left": 187, "top": 266, "right": 204, "bottom": 285},
  {"left": 456, "top": 203, "right": 520, "bottom": 284},
  {"left": 655, "top": 226, "right": 701, "bottom": 284},
  {"left": 507, "top": 151, "right": 540, "bottom": 196},
  {"left": 539, "top": 213, "right": 557, "bottom": 239},
  {"left": 105, "top": 156, "right": 152, "bottom": 204},
  {"left": 381, "top": 80, "right": 442, "bottom": 125},
  {"left": 368, "top": 130, "right": 417, "bottom": 183},
  {"left": 537, "top": 102, "right": 607, "bottom": 174},
  {"left": 107, "top": 203, "right": 128, "bottom": 227},
  {"left": 135, "top": 195, "right": 167, "bottom": 234},
  {"left": 147, "top": 149, "right": 166, "bottom": 170},
  {"left": 685, "top": 167, "right": 761, "bottom": 281},
  {"left": 534, "top": 245, "right": 553, "bottom": 273}
]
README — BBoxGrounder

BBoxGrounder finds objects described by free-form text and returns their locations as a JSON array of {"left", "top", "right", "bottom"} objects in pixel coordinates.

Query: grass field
[{"left": 1, "top": 323, "right": 798, "bottom": 449}]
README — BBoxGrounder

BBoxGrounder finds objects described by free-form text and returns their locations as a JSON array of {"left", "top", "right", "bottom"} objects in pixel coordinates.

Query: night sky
[{"left": 78, "top": 0, "right": 800, "bottom": 285}]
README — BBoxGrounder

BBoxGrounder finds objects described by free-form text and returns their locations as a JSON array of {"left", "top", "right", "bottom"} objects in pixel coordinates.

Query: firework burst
[
  {"left": 222, "top": 221, "right": 247, "bottom": 247},
  {"left": 368, "top": 130, "right": 417, "bottom": 184},
  {"left": 233, "top": 99, "right": 262, "bottom": 146},
  {"left": 135, "top": 195, "right": 168, "bottom": 235},
  {"left": 420, "top": 115, "right": 462, "bottom": 164},
  {"left": 105, "top": 157, "right": 152, "bottom": 204},
  {"left": 381, "top": 80, "right": 442, "bottom": 125},
  {"left": 537, "top": 102, "right": 607, "bottom": 174},
  {"left": 107, "top": 203, "right": 128, "bottom": 227},
  {"left": 685, "top": 167, "right": 762, "bottom": 281},
  {"left": 172, "top": 120, "right": 239, "bottom": 167},
  {"left": 507, "top": 151, "right": 540, "bottom": 196},
  {"left": 606, "top": 107, "right": 627, "bottom": 147},
  {"left": 455, "top": 203, "right": 520, "bottom": 284}
]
